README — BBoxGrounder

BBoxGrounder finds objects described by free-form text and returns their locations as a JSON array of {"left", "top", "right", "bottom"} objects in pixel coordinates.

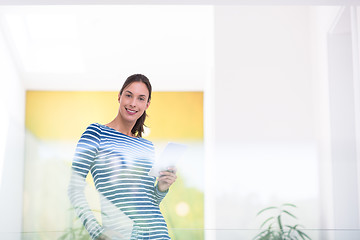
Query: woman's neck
[{"left": 106, "top": 115, "right": 135, "bottom": 137}]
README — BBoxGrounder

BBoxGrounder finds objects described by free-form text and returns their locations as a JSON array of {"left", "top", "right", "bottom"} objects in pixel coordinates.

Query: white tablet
[{"left": 148, "top": 142, "right": 187, "bottom": 177}]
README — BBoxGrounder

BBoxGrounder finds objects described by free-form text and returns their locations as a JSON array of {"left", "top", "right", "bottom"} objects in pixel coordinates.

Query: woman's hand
[
  {"left": 157, "top": 167, "right": 177, "bottom": 192},
  {"left": 96, "top": 233, "right": 110, "bottom": 240}
]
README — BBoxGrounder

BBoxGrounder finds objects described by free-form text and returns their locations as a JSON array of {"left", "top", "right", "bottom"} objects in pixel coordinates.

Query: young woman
[{"left": 68, "top": 74, "right": 177, "bottom": 240}]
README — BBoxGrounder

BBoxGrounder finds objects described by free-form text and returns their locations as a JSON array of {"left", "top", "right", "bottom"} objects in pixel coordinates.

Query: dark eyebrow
[{"left": 125, "top": 90, "right": 147, "bottom": 97}]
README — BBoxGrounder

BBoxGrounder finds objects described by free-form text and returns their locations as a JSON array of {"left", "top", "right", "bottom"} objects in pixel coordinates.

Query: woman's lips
[{"left": 125, "top": 107, "right": 137, "bottom": 115}]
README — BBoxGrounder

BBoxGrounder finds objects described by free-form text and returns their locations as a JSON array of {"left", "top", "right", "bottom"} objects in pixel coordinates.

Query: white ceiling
[
  {"left": 0, "top": 5, "right": 213, "bottom": 91},
  {"left": 0, "top": 1, "right": 357, "bottom": 91},
  {"left": 0, "top": 0, "right": 357, "bottom": 5}
]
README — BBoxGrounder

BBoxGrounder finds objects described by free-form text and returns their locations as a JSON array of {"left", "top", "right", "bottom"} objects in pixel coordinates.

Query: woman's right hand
[{"left": 96, "top": 234, "right": 109, "bottom": 240}]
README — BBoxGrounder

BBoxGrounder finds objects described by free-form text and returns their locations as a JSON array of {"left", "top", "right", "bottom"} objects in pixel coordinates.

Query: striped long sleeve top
[{"left": 68, "top": 123, "right": 170, "bottom": 240}]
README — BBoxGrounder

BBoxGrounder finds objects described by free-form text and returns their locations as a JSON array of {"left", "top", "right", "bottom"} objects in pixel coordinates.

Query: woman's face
[{"left": 118, "top": 81, "right": 150, "bottom": 123}]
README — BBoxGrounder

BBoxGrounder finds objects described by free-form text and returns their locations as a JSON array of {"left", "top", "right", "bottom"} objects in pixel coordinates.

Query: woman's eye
[
  {"left": 126, "top": 94, "right": 131, "bottom": 98},
  {"left": 139, "top": 97, "right": 145, "bottom": 101}
]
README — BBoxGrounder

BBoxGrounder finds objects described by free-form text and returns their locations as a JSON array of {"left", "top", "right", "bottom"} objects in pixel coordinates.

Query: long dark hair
[{"left": 119, "top": 74, "right": 152, "bottom": 138}]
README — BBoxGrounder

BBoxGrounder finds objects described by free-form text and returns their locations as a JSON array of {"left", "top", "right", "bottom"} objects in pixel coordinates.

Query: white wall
[
  {"left": 0, "top": 16, "right": 25, "bottom": 239},
  {"left": 310, "top": 6, "right": 341, "bottom": 239},
  {"left": 311, "top": 6, "right": 360, "bottom": 240},
  {"left": 327, "top": 7, "right": 359, "bottom": 240},
  {"left": 211, "top": 5, "right": 360, "bottom": 240},
  {"left": 213, "top": 6, "right": 319, "bottom": 239}
]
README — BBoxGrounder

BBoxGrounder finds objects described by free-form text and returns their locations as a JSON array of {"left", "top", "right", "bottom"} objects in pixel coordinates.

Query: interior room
[{"left": 0, "top": 0, "right": 359, "bottom": 239}]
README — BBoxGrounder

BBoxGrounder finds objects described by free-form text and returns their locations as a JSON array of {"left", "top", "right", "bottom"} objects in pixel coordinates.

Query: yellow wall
[
  {"left": 24, "top": 90, "right": 204, "bottom": 239},
  {"left": 25, "top": 91, "right": 203, "bottom": 140}
]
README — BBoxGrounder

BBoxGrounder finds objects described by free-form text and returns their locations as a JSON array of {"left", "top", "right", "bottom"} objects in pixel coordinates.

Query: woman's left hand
[{"left": 157, "top": 167, "right": 177, "bottom": 192}]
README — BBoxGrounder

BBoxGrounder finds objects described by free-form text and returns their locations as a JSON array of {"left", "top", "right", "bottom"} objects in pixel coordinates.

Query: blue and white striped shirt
[{"left": 68, "top": 123, "right": 170, "bottom": 239}]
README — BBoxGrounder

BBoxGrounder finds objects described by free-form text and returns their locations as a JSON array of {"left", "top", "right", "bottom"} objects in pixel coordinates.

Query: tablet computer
[{"left": 148, "top": 142, "right": 187, "bottom": 177}]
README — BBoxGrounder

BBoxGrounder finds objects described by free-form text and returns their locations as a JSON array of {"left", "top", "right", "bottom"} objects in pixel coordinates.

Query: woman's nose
[{"left": 130, "top": 98, "right": 136, "bottom": 107}]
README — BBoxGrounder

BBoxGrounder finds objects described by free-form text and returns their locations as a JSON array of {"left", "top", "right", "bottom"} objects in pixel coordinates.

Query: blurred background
[{"left": 1, "top": 0, "right": 360, "bottom": 239}]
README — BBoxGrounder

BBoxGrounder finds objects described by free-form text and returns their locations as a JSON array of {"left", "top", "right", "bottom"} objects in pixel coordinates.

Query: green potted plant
[{"left": 253, "top": 203, "right": 311, "bottom": 240}]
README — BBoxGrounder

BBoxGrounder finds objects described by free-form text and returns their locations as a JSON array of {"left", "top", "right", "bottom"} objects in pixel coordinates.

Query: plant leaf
[
  {"left": 264, "top": 231, "right": 272, "bottom": 240},
  {"left": 277, "top": 215, "right": 284, "bottom": 234},
  {"left": 282, "top": 210, "right": 297, "bottom": 219},
  {"left": 253, "top": 229, "right": 270, "bottom": 240},
  {"left": 298, "top": 229, "right": 312, "bottom": 240},
  {"left": 257, "top": 206, "right": 277, "bottom": 216},
  {"left": 282, "top": 203, "right": 297, "bottom": 208},
  {"left": 260, "top": 216, "right": 275, "bottom": 229},
  {"left": 254, "top": 203, "right": 312, "bottom": 240},
  {"left": 271, "top": 231, "right": 282, "bottom": 240}
]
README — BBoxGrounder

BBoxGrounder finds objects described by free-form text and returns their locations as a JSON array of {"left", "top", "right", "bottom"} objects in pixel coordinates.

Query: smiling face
[{"left": 118, "top": 81, "right": 150, "bottom": 124}]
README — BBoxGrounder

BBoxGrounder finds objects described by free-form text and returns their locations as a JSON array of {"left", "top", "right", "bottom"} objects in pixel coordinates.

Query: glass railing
[{"left": 3, "top": 229, "right": 360, "bottom": 239}]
